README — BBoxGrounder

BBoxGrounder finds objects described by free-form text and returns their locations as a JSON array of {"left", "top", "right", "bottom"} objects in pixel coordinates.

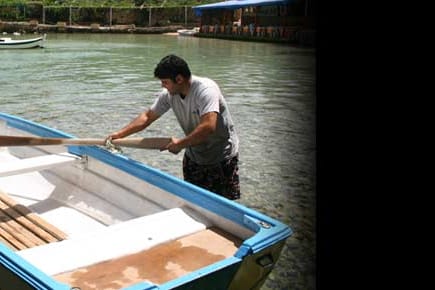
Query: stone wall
[
  {"left": 0, "top": 20, "right": 184, "bottom": 34},
  {"left": 0, "top": 5, "right": 200, "bottom": 27}
]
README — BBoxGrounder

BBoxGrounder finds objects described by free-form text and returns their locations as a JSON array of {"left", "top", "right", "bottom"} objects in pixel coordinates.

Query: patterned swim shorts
[{"left": 182, "top": 154, "right": 241, "bottom": 200}]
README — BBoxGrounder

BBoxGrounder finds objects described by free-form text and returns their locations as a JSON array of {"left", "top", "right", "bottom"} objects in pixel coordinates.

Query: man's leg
[{"left": 183, "top": 154, "right": 240, "bottom": 200}]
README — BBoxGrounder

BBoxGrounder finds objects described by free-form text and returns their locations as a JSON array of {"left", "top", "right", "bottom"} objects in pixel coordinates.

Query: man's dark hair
[{"left": 154, "top": 54, "right": 192, "bottom": 82}]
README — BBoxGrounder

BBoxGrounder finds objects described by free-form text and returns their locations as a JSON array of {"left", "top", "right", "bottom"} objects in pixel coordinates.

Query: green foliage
[
  {"left": 0, "top": 0, "right": 219, "bottom": 8},
  {"left": 0, "top": 0, "right": 27, "bottom": 5}
]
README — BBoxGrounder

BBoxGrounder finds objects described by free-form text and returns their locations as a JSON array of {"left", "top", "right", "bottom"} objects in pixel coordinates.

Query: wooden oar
[{"left": 0, "top": 135, "right": 171, "bottom": 150}]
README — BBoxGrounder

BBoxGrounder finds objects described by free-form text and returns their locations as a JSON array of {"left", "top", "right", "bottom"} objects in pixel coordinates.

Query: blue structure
[{"left": 193, "top": 0, "right": 292, "bottom": 16}]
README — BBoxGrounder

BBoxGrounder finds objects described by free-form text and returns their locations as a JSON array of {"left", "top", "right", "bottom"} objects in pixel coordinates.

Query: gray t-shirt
[{"left": 150, "top": 75, "right": 239, "bottom": 165}]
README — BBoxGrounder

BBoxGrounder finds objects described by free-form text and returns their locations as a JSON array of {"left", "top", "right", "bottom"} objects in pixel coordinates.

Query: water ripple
[{"left": 0, "top": 33, "right": 316, "bottom": 290}]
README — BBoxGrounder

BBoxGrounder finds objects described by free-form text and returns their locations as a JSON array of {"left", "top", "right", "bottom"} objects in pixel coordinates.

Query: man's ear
[{"left": 175, "top": 74, "right": 184, "bottom": 84}]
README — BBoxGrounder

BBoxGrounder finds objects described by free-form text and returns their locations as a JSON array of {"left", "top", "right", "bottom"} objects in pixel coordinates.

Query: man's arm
[
  {"left": 162, "top": 111, "right": 217, "bottom": 154},
  {"left": 109, "top": 110, "right": 160, "bottom": 140}
]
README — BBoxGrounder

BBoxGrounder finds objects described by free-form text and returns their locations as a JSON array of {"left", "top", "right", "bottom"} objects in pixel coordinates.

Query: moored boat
[
  {"left": 0, "top": 34, "right": 46, "bottom": 49},
  {"left": 177, "top": 28, "right": 199, "bottom": 37},
  {"left": 0, "top": 112, "right": 292, "bottom": 290}
]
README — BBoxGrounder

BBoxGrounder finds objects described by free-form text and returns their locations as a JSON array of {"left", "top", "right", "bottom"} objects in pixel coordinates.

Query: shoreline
[
  {"left": 1, "top": 20, "right": 315, "bottom": 46},
  {"left": 0, "top": 20, "right": 184, "bottom": 34}
]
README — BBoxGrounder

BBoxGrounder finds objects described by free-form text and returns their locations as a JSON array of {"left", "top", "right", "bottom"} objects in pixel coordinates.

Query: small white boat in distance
[
  {"left": 177, "top": 27, "right": 199, "bottom": 36},
  {"left": 0, "top": 112, "right": 292, "bottom": 290},
  {"left": 0, "top": 34, "right": 46, "bottom": 49}
]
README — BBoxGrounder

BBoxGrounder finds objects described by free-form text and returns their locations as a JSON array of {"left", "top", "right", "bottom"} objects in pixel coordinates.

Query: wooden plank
[
  {"left": 0, "top": 209, "right": 43, "bottom": 248},
  {"left": 0, "top": 192, "right": 67, "bottom": 241},
  {"left": 0, "top": 232, "right": 19, "bottom": 251},
  {"left": 0, "top": 199, "right": 58, "bottom": 243},
  {"left": 0, "top": 226, "right": 26, "bottom": 250}
]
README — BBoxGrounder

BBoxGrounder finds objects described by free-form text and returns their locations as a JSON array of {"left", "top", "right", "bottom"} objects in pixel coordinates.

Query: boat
[
  {"left": 177, "top": 28, "right": 199, "bottom": 37},
  {"left": 0, "top": 34, "right": 46, "bottom": 49},
  {"left": 0, "top": 112, "right": 292, "bottom": 290}
]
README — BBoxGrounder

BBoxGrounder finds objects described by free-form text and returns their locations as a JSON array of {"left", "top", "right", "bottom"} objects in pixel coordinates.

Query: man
[{"left": 107, "top": 54, "right": 240, "bottom": 200}]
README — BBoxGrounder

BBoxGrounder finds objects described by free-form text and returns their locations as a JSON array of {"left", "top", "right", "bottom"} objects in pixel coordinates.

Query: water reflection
[{"left": 0, "top": 33, "right": 315, "bottom": 290}]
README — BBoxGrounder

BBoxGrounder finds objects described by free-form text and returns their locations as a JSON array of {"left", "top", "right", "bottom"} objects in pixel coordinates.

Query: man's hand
[
  {"left": 103, "top": 134, "right": 123, "bottom": 153},
  {"left": 105, "top": 131, "right": 122, "bottom": 143},
  {"left": 161, "top": 137, "right": 183, "bottom": 154}
]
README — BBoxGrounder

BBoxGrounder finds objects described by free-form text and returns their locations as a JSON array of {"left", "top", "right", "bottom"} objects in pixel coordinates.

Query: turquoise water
[{"left": 0, "top": 33, "right": 316, "bottom": 290}]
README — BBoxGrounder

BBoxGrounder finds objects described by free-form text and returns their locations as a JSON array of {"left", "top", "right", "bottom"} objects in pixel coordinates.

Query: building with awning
[
  {"left": 193, "top": 0, "right": 293, "bottom": 16},
  {"left": 192, "top": 0, "right": 314, "bottom": 44}
]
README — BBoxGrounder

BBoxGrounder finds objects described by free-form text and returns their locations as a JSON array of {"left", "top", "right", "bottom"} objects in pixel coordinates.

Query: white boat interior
[{"left": 0, "top": 121, "right": 255, "bottom": 288}]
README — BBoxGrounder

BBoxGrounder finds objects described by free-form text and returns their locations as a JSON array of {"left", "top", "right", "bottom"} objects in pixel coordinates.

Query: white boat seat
[
  {"left": 17, "top": 207, "right": 208, "bottom": 276},
  {"left": 0, "top": 153, "right": 80, "bottom": 177}
]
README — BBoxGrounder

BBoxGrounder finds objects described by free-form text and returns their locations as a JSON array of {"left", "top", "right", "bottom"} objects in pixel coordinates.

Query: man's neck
[{"left": 179, "top": 77, "right": 192, "bottom": 99}]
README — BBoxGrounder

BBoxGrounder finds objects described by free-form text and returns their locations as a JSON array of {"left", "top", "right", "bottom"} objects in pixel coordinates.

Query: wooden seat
[
  {"left": 242, "top": 25, "right": 249, "bottom": 35},
  {"left": 17, "top": 208, "right": 209, "bottom": 276},
  {"left": 0, "top": 153, "right": 80, "bottom": 177},
  {"left": 0, "top": 191, "right": 67, "bottom": 251},
  {"left": 53, "top": 227, "right": 242, "bottom": 288},
  {"left": 256, "top": 26, "right": 265, "bottom": 37},
  {"left": 266, "top": 26, "right": 274, "bottom": 37}
]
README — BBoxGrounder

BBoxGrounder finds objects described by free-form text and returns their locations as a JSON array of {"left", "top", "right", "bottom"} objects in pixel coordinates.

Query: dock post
[
  {"left": 185, "top": 6, "right": 187, "bottom": 27},
  {"left": 110, "top": 7, "right": 112, "bottom": 27}
]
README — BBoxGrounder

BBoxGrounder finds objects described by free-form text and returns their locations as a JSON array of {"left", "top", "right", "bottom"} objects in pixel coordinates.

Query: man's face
[{"left": 159, "top": 76, "right": 182, "bottom": 95}]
